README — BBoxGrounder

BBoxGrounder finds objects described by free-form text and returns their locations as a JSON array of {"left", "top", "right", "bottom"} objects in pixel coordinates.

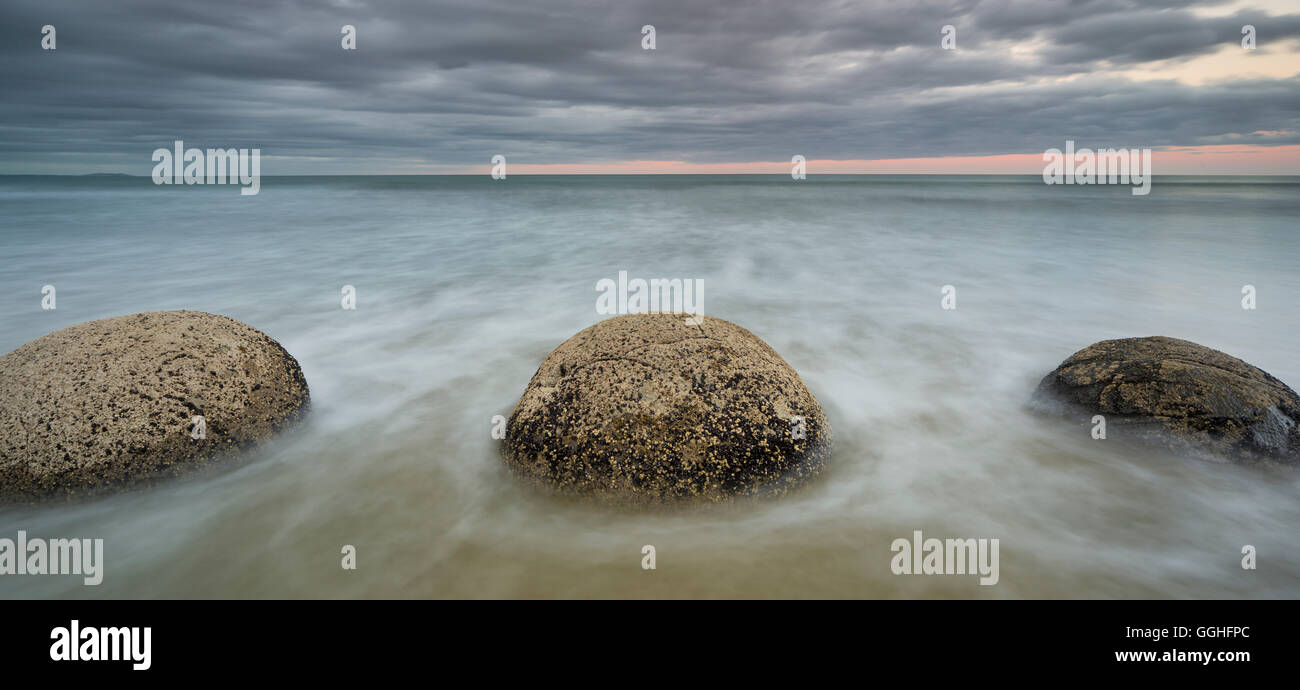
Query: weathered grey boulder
[
  {"left": 0, "top": 311, "right": 309, "bottom": 500},
  {"left": 502, "top": 313, "right": 830, "bottom": 504},
  {"left": 1033, "top": 336, "right": 1299, "bottom": 464}
]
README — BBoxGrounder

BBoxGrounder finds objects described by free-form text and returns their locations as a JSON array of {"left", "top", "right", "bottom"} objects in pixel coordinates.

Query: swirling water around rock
[{"left": 1, "top": 175, "right": 1299, "bottom": 599}]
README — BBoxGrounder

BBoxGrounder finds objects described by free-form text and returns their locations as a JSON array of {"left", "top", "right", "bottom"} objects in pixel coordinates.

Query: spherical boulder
[
  {"left": 0, "top": 311, "right": 310, "bottom": 500},
  {"left": 1033, "top": 336, "right": 1299, "bottom": 464},
  {"left": 502, "top": 313, "right": 830, "bottom": 504}
]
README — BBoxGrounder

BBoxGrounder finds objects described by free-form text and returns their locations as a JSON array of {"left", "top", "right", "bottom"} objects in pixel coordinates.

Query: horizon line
[
  {"left": 9, "top": 145, "right": 1300, "bottom": 176},
  {"left": 7, "top": 172, "right": 1300, "bottom": 177},
  {"left": 10, "top": 144, "right": 1298, "bottom": 176}
]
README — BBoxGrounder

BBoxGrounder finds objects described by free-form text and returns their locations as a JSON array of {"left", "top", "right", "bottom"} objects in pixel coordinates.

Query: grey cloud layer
[{"left": 1, "top": 0, "right": 1297, "bottom": 172}]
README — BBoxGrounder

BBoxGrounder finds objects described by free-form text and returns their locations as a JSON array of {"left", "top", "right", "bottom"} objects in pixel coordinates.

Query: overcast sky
[{"left": 2, "top": 0, "right": 1298, "bottom": 174}]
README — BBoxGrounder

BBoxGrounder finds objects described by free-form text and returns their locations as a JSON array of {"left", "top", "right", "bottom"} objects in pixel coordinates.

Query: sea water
[{"left": 1, "top": 174, "right": 1297, "bottom": 598}]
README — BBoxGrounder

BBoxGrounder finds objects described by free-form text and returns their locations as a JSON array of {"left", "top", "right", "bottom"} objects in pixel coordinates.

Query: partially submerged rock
[
  {"left": 0, "top": 311, "right": 309, "bottom": 500},
  {"left": 503, "top": 314, "right": 831, "bottom": 504},
  {"left": 1033, "top": 336, "right": 1299, "bottom": 464}
]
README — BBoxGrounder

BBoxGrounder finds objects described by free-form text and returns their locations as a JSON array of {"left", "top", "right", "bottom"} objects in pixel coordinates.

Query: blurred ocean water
[{"left": 0, "top": 174, "right": 1297, "bottom": 598}]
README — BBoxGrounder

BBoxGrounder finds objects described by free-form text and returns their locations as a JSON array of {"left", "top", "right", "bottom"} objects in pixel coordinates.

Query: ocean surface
[{"left": 1, "top": 174, "right": 1298, "bottom": 599}]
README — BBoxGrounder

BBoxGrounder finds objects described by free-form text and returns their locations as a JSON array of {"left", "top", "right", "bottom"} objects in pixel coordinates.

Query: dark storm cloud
[
  {"left": 1037, "top": 8, "right": 1300, "bottom": 64},
  {"left": 0, "top": 0, "right": 1297, "bottom": 172}
]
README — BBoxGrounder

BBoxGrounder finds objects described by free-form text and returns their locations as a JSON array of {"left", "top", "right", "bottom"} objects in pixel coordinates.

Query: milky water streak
[{"left": 1, "top": 174, "right": 1297, "bottom": 599}]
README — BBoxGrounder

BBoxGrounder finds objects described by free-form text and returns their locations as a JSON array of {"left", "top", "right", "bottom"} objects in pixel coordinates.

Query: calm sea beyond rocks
[
  {"left": 502, "top": 313, "right": 832, "bottom": 505},
  {"left": 1034, "top": 336, "right": 1300, "bottom": 465},
  {"left": 0, "top": 311, "right": 309, "bottom": 501}
]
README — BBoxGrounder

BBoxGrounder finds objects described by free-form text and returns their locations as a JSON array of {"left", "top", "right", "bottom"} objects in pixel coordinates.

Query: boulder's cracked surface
[
  {"left": 503, "top": 314, "right": 831, "bottom": 504},
  {"left": 1033, "top": 336, "right": 1299, "bottom": 464},
  {"left": 0, "top": 311, "right": 309, "bottom": 500}
]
